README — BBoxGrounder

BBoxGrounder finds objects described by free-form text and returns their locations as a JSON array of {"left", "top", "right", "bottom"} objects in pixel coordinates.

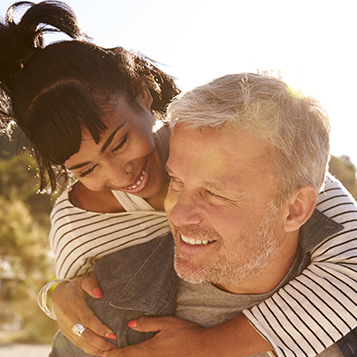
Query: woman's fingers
[
  {"left": 71, "top": 325, "right": 116, "bottom": 356},
  {"left": 75, "top": 275, "right": 103, "bottom": 298},
  {"left": 51, "top": 277, "right": 117, "bottom": 355}
]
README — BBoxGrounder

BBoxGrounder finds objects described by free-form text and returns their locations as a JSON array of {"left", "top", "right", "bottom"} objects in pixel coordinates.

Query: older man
[
  {"left": 107, "top": 73, "right": 355, "bottom": 357},
  {"left": 166, "top": 72, "right": 328, "bottom": 295},
  {"left": 164, "top": 73, "right": 340, "bottom": 356}
]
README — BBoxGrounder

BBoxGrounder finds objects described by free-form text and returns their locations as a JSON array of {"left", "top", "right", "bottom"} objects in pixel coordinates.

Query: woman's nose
[
  {"left": 124, "top": 162, "right": 134, "bottom": 176},
  {"left": 105, "top": 161, "right": 134, "bottom": 188}
]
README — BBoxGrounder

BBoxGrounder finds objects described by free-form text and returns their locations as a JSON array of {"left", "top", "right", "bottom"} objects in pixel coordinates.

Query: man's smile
[{"left": 181, "top": 234, "right": 216, "bottom": 246}]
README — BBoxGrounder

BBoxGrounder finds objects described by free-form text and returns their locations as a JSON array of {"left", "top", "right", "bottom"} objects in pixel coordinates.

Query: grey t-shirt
[{"left": 175, "top": 249, "right": 341, "bottom": 357}]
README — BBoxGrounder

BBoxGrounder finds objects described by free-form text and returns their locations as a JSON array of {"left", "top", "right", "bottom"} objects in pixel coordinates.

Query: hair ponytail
[
  {"left": 0, "top": 1, "right": 86, "bottom": 135},
  {"left": 0, "top": 1, "right": 85, "bottom": 89}
]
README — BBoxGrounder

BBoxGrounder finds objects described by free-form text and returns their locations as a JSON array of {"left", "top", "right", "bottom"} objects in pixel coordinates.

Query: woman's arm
[{"left": 42, "top": 184, "right": 171, "bottom": 355}]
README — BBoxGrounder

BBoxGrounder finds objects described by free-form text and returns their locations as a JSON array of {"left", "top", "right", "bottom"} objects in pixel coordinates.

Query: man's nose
[{"left": 166, "top": 191, "right": 203, "bottom": 227}]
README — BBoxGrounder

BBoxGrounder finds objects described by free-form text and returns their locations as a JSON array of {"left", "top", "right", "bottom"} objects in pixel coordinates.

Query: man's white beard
[{"left": 174, "top": 201, "right": 280, "bottom": 287}]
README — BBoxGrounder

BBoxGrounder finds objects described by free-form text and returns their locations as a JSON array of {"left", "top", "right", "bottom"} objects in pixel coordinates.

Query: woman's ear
[
  {"left": 283, "top": 185, "right": 318, "bottom": 232},
  {"left": 136, "top": 82, "right": 153, "bottom": 110}
]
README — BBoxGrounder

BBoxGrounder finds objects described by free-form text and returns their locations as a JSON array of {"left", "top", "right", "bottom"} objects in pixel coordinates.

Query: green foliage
[
  {"left": 0, "top": 195, "right": 59, "bottom": 343},
  {"left": 0, "top": 127, "right": 27, "bottom": 159},
  {"left": 0, "top": 153, "right": 53, "bottom": 221},
  {"left": 329, "top": 155, "right": 357, "bottom": 200},
  {"left": 0, "top": 197, "right": 48, "bottom": 265},
  {"left": 0, "top": 135, "right": 58, "bottom": 343}
]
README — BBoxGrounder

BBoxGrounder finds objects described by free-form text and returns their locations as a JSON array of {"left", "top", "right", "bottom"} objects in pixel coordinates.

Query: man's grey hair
[{"left": 167, "top": 72, "right": 330, "bottom": 199}]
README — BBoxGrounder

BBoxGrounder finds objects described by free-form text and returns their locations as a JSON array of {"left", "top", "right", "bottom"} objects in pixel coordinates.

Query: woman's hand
[
  {"left": 102, "top": 315, "right": 272, "bottom": 357},
  {"left": 51, "top": 276, "right": 117, "bottom": 356}
]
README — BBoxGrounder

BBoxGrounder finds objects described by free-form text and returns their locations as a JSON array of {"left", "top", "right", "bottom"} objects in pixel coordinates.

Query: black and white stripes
[{"left": 49, "top": 194, "right": 170, "bottom": 279}]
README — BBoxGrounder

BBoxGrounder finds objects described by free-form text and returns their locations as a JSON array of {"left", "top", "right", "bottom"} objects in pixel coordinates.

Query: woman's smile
[
  {"left": 65, "top": 95, "right": 169, "bottom": 203},
  {"left": 121, "top": 163, "right": 149, "bottom": 193}
]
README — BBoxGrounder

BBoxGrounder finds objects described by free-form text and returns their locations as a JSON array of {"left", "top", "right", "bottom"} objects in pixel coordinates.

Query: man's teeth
[
  {"left": 181, "top": 235, "right": 215, "bottom": 246},
  {"left": 125, "top": 169, "right": 145, "bottom": 190}
]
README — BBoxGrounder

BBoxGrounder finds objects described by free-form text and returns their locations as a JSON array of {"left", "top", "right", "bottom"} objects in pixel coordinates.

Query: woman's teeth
[
  {"left": 124, "top": 168, "right": 146, "bottom": 190},
  {"left": 181, "top": 235, "right": 215, "bottom": 246}
]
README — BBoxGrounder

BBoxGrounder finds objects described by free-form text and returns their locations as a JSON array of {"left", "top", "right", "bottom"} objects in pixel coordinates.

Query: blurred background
[{"left": 0, "top": 0, "right": 356, "bottom": 353}]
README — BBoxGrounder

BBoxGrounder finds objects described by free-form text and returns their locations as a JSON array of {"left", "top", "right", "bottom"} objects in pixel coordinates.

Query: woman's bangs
[{"left": 28, "top": 86, "right": 107, "bottom": 165}]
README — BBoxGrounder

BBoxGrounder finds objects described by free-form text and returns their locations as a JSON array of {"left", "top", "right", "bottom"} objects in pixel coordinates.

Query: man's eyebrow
[
  {"left": 199, "top": 179, "right": 224, "bottom": 192},
  {"left": 100, "top": 122, "right": 126, "bottom": 153}
]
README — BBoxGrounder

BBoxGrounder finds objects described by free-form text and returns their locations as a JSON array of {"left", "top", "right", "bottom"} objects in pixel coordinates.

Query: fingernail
[
  {"left": 106, "top": 332, "right": 117, "bottom": 340},
  {"left": 128, "top": 319, "right": 137, "bottom": 328},
  {"left": 93, "top": 288, "right": 103, "bottom": 298},
  {"left": 101, "top": 354, "right": 105, "bottom": 357}
]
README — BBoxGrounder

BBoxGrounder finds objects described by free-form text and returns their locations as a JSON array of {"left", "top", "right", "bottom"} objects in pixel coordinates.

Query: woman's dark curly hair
[{"left": 0, "top": 1, "right": 180, "bottom": 192}]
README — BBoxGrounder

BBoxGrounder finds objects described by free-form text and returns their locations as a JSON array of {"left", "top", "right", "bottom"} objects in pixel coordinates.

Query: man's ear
[
  {"left": 136, "top": 81, "right": 153, "bottom": 110},
  {"left": 284, "top": 185, "right": 318, "bottom": 232}
]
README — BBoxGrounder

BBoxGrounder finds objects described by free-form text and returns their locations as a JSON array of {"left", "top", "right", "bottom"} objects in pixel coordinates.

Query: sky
[{"left": 1, "top": 0, "right": 356, "bottom": 167}]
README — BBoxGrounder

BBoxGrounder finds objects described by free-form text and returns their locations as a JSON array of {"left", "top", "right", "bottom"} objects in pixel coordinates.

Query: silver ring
[{"left": 72, "top": 323, "right": 86, "bottom": 337}]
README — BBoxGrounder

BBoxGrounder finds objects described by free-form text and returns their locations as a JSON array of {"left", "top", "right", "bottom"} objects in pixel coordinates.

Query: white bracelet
[{"left": 37, "top": 279, "right": 72, "bottom": 320}]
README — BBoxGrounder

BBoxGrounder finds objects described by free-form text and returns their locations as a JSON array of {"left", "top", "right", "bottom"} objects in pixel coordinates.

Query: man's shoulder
[{"left": 300, "top": 209, "right": 344, "bottom": 254}]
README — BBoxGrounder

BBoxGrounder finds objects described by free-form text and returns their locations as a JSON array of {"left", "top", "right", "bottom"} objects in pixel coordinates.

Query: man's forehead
[
  {"left": 169, "top": 124, "right": 274, "bottom": 183},
  {"left": 170, "top": 124, "right": 271, "bottom": 161}
]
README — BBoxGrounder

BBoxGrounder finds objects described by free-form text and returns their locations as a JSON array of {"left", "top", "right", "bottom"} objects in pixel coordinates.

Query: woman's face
[{"left": 64, "top": 90, "right": 169, "bottom": 201}]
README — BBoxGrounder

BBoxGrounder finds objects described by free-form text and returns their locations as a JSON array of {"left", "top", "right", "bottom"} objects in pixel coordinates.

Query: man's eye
[
  {"left": 169, "top": 176, "right": 183, "bottom": 188},
  {"left": 207, "top": 190, "right": 219, "bottom": 197},
  {"left": 206, "top": 190, "right": 226, "bottom": 200},
  {"left": 112, "top": 133, "right": 128, "bottom": 153}
]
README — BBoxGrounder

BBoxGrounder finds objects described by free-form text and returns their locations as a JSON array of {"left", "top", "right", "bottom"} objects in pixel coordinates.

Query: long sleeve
[
  {"left": 243, "top": 174, "right": 357, "bottom": 356},
  {"left": 49, "top": 188, "right": 170, "bottom": 279}
]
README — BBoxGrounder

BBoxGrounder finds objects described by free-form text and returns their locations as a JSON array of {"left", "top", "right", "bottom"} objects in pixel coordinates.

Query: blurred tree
[
  {"left": 0, "top": 127, "right": 27, "bottom": 159},
  {"left": 0, "top": 133, "right": 58, "bottom": 343},
  {"left": 0, "top": 196, "right": 58, "bottom": 343},
  {"left": 0, "top": 153, "right": 53, "bottom": 222},
  {"left": 329, "top": 155, "right": 357, "bottom": 200}
]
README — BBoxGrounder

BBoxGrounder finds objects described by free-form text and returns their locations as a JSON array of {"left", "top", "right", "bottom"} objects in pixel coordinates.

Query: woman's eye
[
  {"left": 79, "top": 165, "right": 97, "bottom": 178},
  {"left": 112, "top": 133, "right": 128, "bottom": 153}
]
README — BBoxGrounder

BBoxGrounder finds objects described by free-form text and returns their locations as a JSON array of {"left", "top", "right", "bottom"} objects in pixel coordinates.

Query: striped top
[
  {"left": 49, "top": 187, "right": 170, "bottom": 279},
  {"left": 49, "top": 173, "right": 357, "bottom": 356}
]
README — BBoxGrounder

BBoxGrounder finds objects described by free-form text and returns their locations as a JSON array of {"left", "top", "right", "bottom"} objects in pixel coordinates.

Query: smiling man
[
  {"left": 98, "top": 73, "right": 357, "bottom": 357},
  {"left": 165, "top": 73, "right": 326, "bottom": 293},
  {"left": 161, "top": 72, "right": 346, "bottom": 356},
  {"left": 166, "top": 127, "right": 299, "bottom": 295}
]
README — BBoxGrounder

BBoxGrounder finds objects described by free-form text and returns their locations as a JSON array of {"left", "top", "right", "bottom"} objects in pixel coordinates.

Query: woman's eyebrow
[
  {"left": 68, "top": 122, "right": 127, "bottom": 170},
  {"left": 100, "top": 122, "right": 126, "bottom": 153},
  {"left": 67, "top": 161, "right": 91, "bottom": 171}
]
